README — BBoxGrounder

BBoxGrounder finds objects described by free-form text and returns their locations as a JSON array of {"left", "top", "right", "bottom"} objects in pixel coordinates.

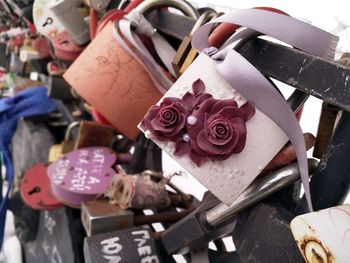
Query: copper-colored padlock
[{"left": 64, "top": 0, "right": 198, "bottom": 139}]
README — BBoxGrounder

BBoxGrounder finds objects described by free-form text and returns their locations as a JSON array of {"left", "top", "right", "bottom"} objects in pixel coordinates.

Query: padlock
[
  {"left": 65, "top": 0, "right": 199, "bottom": 140},
  {"left": 232, "top": 200, "right": 304, "bottom": 262},
  {"left": 81, "top": 199, "right": 134, "bottom": 236},
  {"left": 47, "top": 61, "right": 67, "bottom": 76},
  {"left": 291, "top": 204, "right": 350, "bottom": 263},
  {"left": 83, "top": 225, "right": 162, "bottom": 263},
  {"left": 172, "top": 11, "right": 217, "bottom": 77},
  {"left": 47, "top": 147, "right": 117, "bottom": 207},
  {"left": 12, "top": 119, "right": 56, "bottom": 183},
  {"left": 161, "top": 159, "right": 318, "bottom": 254},
  {"left": 127, "top": 0, "right": 199, "bottom": 77},
  {"left": 126, "top": 134, "right": 162, "bottom": 174},
  {"left": 47, "top": 75, "right": 78, "bottom": 101},
  {"left": 20, "top": 163, "right": 63, "bottom": 210},
  {"left": 19, "top": 45, "right": 42, "bottom": 63},
  {"left": 84, "top": 0, "right": 112, "bottom": 12},
  {"left": 139, "top": 7, "right": 331, "bottom": 211},
  {"left": 20, "top": 207, "right": 84, "bottom": 263},
  {"left": 64, "top": 21, "right": 162, "bottom": 140},
  {"left": 32, "top": 0, "right": 65, "bottom": 39},
  {"left": 81, "top": 197, "right": 195, "bottom": 236},
  {"left": 74, "top": 121, "right": 115, "bottom": 150},
  {"left": 48, "top": 121, "right": 79, "bottom": 163},
  {"left": 48, "top": 0, "right": 90, "bottom": 46}
]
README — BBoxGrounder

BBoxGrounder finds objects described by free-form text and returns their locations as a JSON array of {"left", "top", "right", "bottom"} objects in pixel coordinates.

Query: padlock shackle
[
  {"left": 135, "top": 0, "right": 199, "bottom": 19},
  {"left": 64, "top": 121, "right": 80, "bottom": 141},
  {"left": 189, "top": 10, "right": 217, "bottom": 35},
  {"left": 205, "top": 159, "right": 319, "bottom": 227}
]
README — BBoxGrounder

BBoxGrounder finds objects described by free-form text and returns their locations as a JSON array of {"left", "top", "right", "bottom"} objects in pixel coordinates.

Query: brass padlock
[
  {"left": 48, "top": 121, "right": 80, "bottom": 162},
  {"left": 74, "top": 121, "right": 115, "bottom": 149},
  {"left": 172, "top": 11, "right": 217, "bottom": 77}
]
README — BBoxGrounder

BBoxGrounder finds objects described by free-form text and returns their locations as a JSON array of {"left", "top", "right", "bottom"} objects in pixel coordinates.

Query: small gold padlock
[
  {"left": 48, "top": 121, "right": 80, "bottom": 162},
  {"left": 172, "top": 11, "right": 218, "bottom": 77}
]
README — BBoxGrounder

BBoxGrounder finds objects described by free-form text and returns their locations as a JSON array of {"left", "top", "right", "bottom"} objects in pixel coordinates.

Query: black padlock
[
  {"left": 126, "top": 134, "right": 162, "bottom": 174},
  {"left": 84, "top": 225, "right": 163, "bottom": 263},
  {"left": 232, "top": 200, "right": 304, "bottom": 263},
  {"left": 47, "top": 76, "right": 78, "bottom": 102}
]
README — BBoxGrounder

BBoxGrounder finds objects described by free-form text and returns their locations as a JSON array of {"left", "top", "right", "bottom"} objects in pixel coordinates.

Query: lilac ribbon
[{"left": 192, "top": 8, "right": 339, "bottom": 211}]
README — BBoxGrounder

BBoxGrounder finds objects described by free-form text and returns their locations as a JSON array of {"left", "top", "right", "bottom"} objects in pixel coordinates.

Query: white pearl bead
[
  {"left": 183, "top": 134, "right": 190, "bottom": 142},
  {"left": 145, "top": 131, "right": 152, "bottom": 139},
  {"left": 187, "top": 115, "right": 197, "bottom": 125}
]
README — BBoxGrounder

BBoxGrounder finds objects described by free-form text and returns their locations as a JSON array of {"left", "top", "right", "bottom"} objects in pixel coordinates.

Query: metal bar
[
  {"left": 238, "top": 39, "right": 350, "bottom": 111},
  {"left": 146, "top": 9, "right": 195, "bottom": 40},
  {"left": 146, "top": 11, "right": 350, "bottom": 111},
  {"left": 205, "top": 159, "right": 318, "bottom": 227},
  {"left": 297, "top": 110, "right": 350, "bottom": 213}
]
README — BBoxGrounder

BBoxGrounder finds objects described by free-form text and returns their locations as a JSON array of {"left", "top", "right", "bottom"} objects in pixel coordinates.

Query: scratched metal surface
[
  {"left": 147, "top": 11, "right": 350, "bottom": 112},
  {"left": 239, "top": 39, "right": 350, "bottom": 112}
]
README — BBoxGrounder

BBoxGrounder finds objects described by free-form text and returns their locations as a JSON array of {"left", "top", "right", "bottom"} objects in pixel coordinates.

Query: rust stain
[{"left": 298, "top": 236, "right": 334, "bottom": 263}]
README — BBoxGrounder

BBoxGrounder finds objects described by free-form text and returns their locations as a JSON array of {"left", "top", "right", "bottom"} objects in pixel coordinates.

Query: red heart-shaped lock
[{"left": 20, "top": 163, "right": 63, "bottom": 210}]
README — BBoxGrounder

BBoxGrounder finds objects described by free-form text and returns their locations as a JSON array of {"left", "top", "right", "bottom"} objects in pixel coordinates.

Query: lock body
[
  {"left": 74, "top": 121, "right": 115, "bottom": 149},
  {"left": 81, "top": 199, "right": 134, "bottom": 236},
  {"left": 84, "top": 225, "right": 162, "bottom": 263},
  {"left": 49, "top": 0, "right": 90, "bottom": 45}
]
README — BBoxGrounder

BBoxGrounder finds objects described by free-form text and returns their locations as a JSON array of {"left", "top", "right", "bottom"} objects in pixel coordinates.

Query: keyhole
[
  {"left": 28, "top": 187, "right": 41, "bottom": 195},
  {"left": 312, "top": 249, "right": 324, "bottom": 263},
  {"left": 42, "top": 17, "right": 53, "bottom": 27}
]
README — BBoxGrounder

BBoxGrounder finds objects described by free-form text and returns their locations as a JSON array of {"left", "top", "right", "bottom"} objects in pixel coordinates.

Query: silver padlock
[
  {"left": 81, "top": 199, "right": 134, "bottom": 236},
  {"left": 84, "top": 0, "right": 111, "bottom": 12},
  {"left": 49, "top": 0, "right": 90, "bottom": 45},
  {"left": 125, "top": 0, "right": 200, "bottom": 78}
]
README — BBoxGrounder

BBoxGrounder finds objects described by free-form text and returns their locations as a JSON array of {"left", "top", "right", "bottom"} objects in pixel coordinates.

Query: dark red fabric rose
[
  {"left": 141, "top": 97, "right": 189, "bottom": 141},
  {"left": 141, "top": 79, "right": 212, "bottom": 142},
  {"left": 175, "top": 97, "right": 255, "bottom": 166},
  {"left": 142, "top": 78, "right": 255, "bottom": 166}
]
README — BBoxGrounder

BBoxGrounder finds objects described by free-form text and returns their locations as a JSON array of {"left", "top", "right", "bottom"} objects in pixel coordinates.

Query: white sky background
[{"left": 164, "top": 0, "right": 350, "bottom": 201}]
